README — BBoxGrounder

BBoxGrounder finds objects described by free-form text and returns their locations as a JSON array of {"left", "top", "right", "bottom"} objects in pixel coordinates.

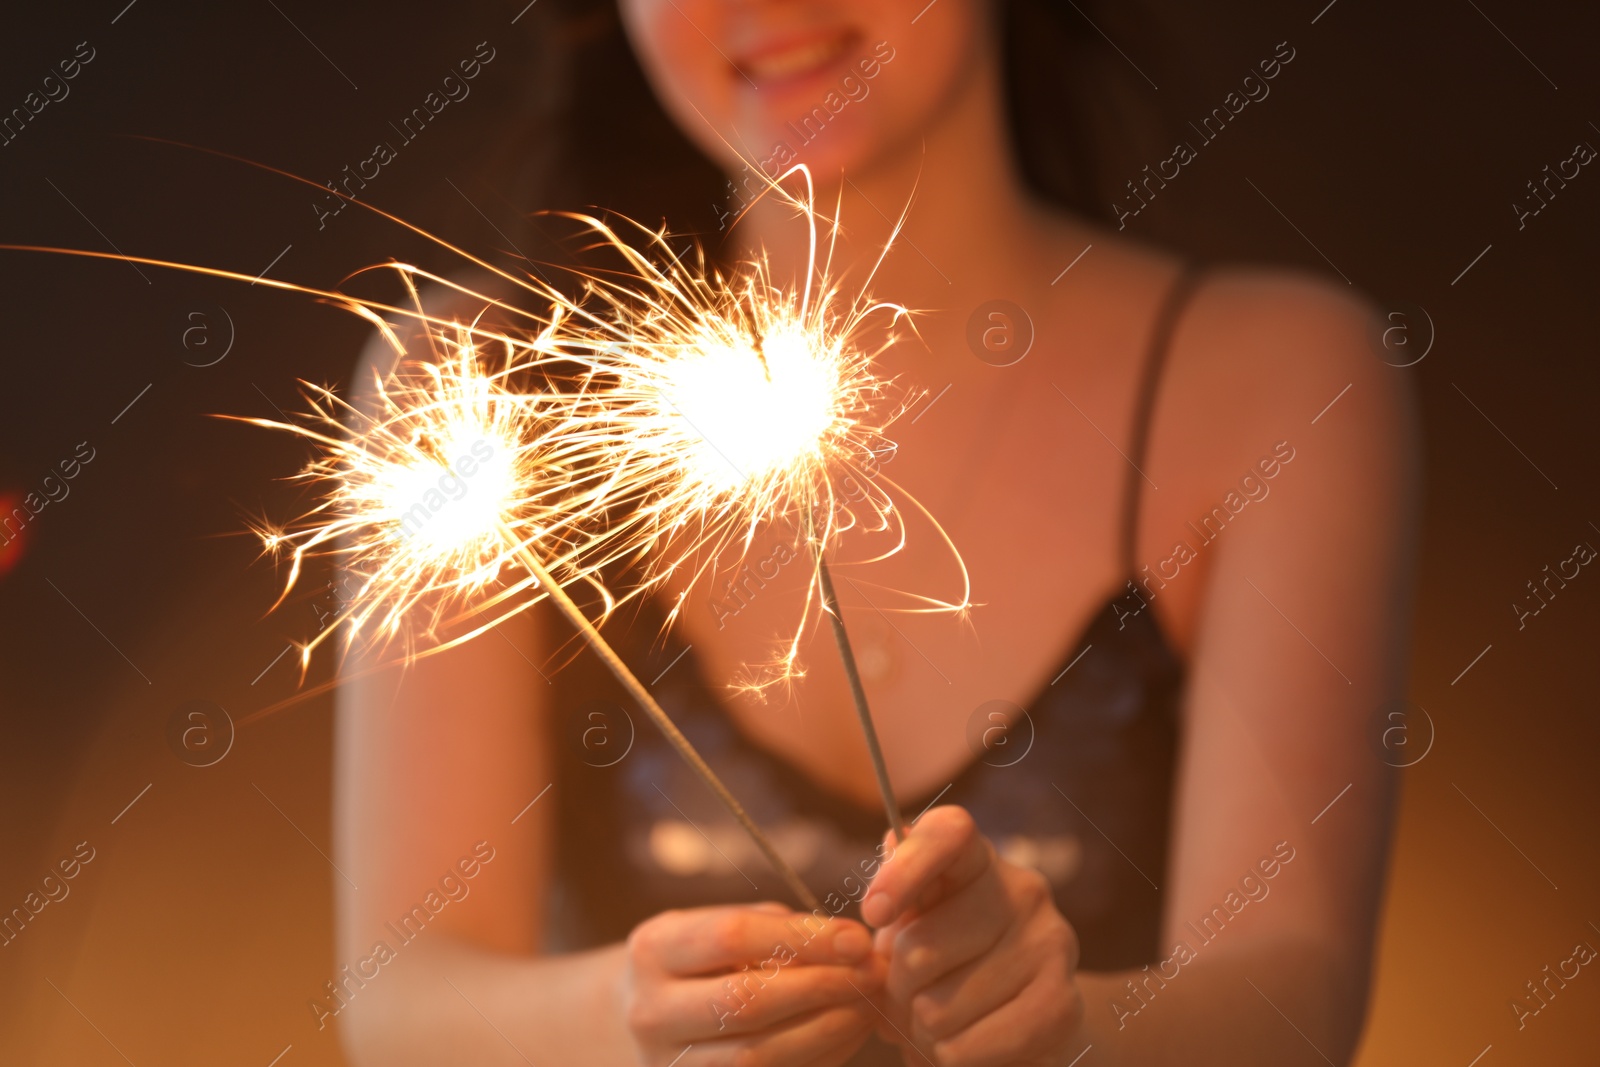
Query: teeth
[{"left": 743, "top": 36, "right": 848, "bottom": 82}]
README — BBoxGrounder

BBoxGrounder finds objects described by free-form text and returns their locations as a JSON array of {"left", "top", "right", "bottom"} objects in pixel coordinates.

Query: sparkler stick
[
  {"left": 813, "top": 547, "right": 907, "bottom": 842},
  {"left": 495, "top": 519, "right": 820, "bottom": 910}
]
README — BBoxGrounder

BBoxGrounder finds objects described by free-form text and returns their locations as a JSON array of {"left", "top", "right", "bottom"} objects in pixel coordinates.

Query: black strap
[{"left": 1120, "top": 263, "right": 1206, "bottom": 573}]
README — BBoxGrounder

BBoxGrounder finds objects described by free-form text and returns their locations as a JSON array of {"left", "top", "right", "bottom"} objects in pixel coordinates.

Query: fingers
[
  {"left": 908, "top": 946, "right": 1030, "bottom": 1050},
  {"left": 623, "top": 903, "right": 890, "bottom": 1058},
  {"left": 635, "top": 958, "right": 883, "bottom": 1044},
  {"left": 683, "top": 1004, "right": 878, "bottom": 1067},
  {"left": 924, "top": 964, "right": 1083, "bottom": 1067},
  {"left": 632, "top": 904, "right": 875, "bottom": 977},
  {"left": 882, "top": 868, "right": 1010, "bottom": 1003},
  {"left": 860, "top": 806, "right": 991, "bottom": 928},
  {"left": 906, "top": 903, "right": 1065, "bottom": 1045},
  {"left": 867, "top": 852, "right": 1085, "bottom": 1061}
]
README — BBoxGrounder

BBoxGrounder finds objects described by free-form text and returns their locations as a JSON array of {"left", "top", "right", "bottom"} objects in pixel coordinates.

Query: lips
[{"left": 735, "top": 28, "right": 859, "bottom": 88}]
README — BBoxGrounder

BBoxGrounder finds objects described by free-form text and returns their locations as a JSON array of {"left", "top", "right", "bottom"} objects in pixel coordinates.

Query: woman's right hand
[{"left": 619, "top": 902, "right": 886, "bottom": 1066}]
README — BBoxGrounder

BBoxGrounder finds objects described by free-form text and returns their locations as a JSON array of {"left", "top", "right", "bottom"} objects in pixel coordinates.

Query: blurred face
[{"left": 618, "top": 0, "right": 990, "bottom": 181}]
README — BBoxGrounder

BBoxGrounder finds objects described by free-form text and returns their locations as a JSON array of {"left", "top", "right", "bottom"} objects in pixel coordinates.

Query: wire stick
[
  {"left": 812, "top": 547, "right": 907, "bottom": 842},
  {"left": 499, "top": 524, "right": 820, "bottom": 911}
]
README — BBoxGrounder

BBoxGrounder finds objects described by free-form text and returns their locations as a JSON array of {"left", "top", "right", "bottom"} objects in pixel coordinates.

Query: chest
[
  {"left": 552, "top": 562, "right": 1185, "bottom": 969},
  {"left": 665, "top": 354, "right": 1143, "bottom": 808}
]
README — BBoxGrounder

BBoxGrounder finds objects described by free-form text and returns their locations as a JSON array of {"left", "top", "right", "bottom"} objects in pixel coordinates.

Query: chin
[
  {"left": 621, "top": 0, "right": 980, "bottom": 191},
  {"left": 720, "top": 40, "right": 907, "bottom": 184},
  {"left": 729, "top": 116, "right": 877, "bottom": 181}
]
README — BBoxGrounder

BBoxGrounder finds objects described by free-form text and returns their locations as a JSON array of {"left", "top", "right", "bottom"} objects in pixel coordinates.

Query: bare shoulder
[
  {"left": 1182, "top": 267, "right": 1410, "bottom": 424},
  {"left": 1153, "top": 265, "right": 1419, "bottom": 483},
  {"left": 1137, "top": 264, "right": 1422, "bottom": 650}
]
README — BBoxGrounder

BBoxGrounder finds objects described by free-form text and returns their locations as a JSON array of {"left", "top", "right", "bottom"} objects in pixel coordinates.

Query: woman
[{"left": 333, "top": 1, "right": 1417, "bottom": 1063}]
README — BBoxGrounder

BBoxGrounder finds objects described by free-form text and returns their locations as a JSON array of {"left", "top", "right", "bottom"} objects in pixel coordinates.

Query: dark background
[{"left": 1, "top": 2, "right": 1596, "bottom": 1064}]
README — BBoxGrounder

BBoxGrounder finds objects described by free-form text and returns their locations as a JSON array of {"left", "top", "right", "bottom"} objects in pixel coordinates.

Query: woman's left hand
[{"left": 859, "top": 805, "right": 1084, "bottom": 1067}]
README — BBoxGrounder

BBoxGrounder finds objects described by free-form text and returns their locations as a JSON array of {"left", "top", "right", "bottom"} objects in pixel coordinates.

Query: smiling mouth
[{"left": 736, "top": 29, "right": 859, "bottom": 87}]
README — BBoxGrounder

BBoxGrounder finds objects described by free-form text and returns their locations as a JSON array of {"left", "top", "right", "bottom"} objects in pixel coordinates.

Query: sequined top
[{"left": 545, "top": 267, "right": 1205, "bottom": 1062}]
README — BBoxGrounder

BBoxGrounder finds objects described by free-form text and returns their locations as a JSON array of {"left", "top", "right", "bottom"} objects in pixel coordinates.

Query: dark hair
[
  {"left": 465, "top": 0, "right": 1171, "bottom": 255},
  {"left": 470, "top": 0, "right": 724, "bottom": 249},
  {"left": 1002, "top": 0, "right": 1175, "bottom": 221}
]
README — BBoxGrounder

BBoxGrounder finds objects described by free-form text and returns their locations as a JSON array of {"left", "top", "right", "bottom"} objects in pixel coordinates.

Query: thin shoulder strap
[{"left": 1121, "top": 263, "right": 1206, "bottom": 574}]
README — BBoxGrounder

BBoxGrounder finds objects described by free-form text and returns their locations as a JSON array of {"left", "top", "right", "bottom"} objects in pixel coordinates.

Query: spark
[
  {"left": 4, "top": 155, "right": 972, "bottom": 885},
  {"left": 235, "top": 317, "right": 576, "bottom": 671},
  {"left": 530, "top": 164, "right": 971, "bottom": 693},
  {"left": 4, "top": 159, "right": 971, "bottom": 693}
]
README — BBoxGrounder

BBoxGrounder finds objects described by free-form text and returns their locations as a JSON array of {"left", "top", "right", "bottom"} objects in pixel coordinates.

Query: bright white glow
[
  {"left": 658, "top": 326, "right": 838, "bottom": 494},
  {"left": 380, "top": 427, "right": 517, "bottom": 556}
]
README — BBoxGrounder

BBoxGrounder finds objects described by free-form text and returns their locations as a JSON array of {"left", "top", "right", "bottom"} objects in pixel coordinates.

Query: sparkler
[
  {"left": 4, "top": 154, "right": 968, "bottom": 887},
  {"left": 0, "top": 239, "right": 823, "bottom": 908},
  {"left": 532, "top": 163, "right": 971, "bottom": 841},
  {"left": 240, "top": 299, "right": 826, "bottom": 911}
]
